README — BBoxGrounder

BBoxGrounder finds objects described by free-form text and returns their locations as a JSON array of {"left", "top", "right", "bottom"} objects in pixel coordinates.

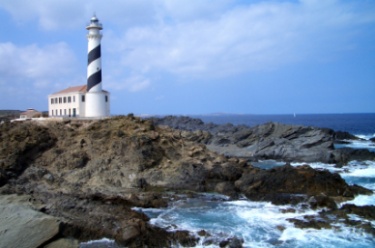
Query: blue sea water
[
  {"left": 195, "top": 113, "right": 375, "bottom": 139},
  {"left": 84, "top": 113, "right": 375, "bottom": 248}
]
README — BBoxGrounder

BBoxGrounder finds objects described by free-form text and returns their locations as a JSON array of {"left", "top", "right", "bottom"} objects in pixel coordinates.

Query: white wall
[{"left": 48, "top": 92, "right": 86, "bottom": 117}]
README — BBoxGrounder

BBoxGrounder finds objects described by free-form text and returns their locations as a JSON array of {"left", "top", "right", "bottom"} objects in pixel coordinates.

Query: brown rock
[{"left": 44, "top": 238, "right": 79, "bottom": 248}]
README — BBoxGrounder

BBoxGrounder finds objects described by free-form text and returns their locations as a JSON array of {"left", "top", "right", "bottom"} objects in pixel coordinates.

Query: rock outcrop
[
  {"left": 0, "top": 194, "right": 62, "bottom": 248},
  {"left": 0, "top": 115, "right": 373, "bottom": 245},
  {"left": 0, "top": 116, "right": 247, "bottom": 246},
  {"left": 150, "top": 116, "right": 375, "bottom": 163},
  {"left": 234, "top": 164, "right": 372, "bottom": 206}
]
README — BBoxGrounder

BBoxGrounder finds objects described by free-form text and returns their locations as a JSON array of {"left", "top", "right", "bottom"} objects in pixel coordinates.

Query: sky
[{"left": 0, "top": 0, "right": 374, "bottom": 115}]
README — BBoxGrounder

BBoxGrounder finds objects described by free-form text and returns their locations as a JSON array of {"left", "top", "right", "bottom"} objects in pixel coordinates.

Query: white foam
[
  {"left": 291, "top": 162, "right": 341, "bottom": 173},
  {"left": 344, "top": 195, "right": 375, "bottom": 206},
  {"left": 343, "top": 167, "right": 375, "bottom": 178},
  {"left": 279, "top": 227, "right": 308, "bottom": 242},
  {"left": 80, "top": 238, "right": 116, "bottom": 246},
  {"left": 134, "top": 157, "right": 375, "bottom": 247},
  {"left": 355, "top": 134, "right": 375, "bottom": 140},
  {"left": 336, "top": 140, "right": 375, "bottom": 151}
]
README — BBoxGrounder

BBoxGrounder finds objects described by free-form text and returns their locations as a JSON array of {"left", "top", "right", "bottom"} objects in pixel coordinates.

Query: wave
[
  {"left": 354, "top": 134, "right": 375, "bottom": 141},
  {"left": 80, "top": 238, "right": 120, "bottom": 248},
  {"left": 136, "top": 194, "right": 375, "bottom": 248},
  {"left": 335, "top": 139, "right": 375, "bottom": 152},
  {"left": 85, "top": 160, "right": 375, "bottom": 247}
]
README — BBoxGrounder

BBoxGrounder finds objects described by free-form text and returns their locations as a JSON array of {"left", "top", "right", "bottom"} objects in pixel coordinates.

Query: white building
[
  {"left": 48, "top": 15, "right": 110, "bottom": 118},
  {"left": 20, "top": 108, "right": 43, "bottom": 119},
  {"left": 48, "top": 85, "right": 110, "bottom": 117}
]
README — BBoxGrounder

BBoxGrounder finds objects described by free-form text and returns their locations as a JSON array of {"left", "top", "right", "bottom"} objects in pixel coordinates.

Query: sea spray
[
  {"left": 134, "top": 193, "right": 375, "bottom": 247},
  {"left": 131, "top": 159, "right": 375, "bottom": 248}
]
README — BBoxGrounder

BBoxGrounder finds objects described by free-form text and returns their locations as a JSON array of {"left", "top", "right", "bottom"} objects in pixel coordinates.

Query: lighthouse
[
  {"left": 85, "top": 14, "right": 109, "bottom": 118},
  {"left": 47, "top": 15, "right": 110, "bottom": 119}
]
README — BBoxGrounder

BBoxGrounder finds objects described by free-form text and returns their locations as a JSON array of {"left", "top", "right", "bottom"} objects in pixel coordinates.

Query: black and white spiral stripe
[{"left": 87, "top": 44, "right": 102, "bottom": 92}]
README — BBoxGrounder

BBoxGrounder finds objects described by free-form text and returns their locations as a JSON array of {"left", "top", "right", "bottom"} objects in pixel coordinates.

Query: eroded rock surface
[
  {"left": 150, "top": 116, "right": 375, "bottom": 163},
  {"left": 0, "top": 116, "right": 373, "bottom": 245},
  {"left": 0, "top": 194, "right": 61, "bottom": 248}
]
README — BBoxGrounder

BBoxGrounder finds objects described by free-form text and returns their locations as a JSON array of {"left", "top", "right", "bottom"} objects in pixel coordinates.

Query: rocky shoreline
[
  {"left": 149, "top": 115, "right": 375, "bottom": 163},
  {"left": 0, "top": 115, "right": 374, "bottom": 247}
]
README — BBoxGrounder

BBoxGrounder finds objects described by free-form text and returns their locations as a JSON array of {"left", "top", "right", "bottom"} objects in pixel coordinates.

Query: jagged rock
[
  {"left": 340, "top": 204, "right": 375, "bottom": 220},
  {"left": 333, "top": 148, "right": 375, "bottom": 165},
  {"left": 1, "top": 116, "right": 373, "bottom": 245},
  {"left": 150, "top": 116, "right": 375, "bottom": 163},
  {"left": 0, "top": 117, "right": 244, "bottom": 245},
  {"left": 149, "top": 117, "right": 339, "bottom": 162},
  {"left": 234, "top": 165, "right": 368, "bottom": 205},
  {"left": 334, "top": 131, "right": 361, "bottom": 141},
  {"left": 0, "top": 122, "right": 56, "bottom": 186}
]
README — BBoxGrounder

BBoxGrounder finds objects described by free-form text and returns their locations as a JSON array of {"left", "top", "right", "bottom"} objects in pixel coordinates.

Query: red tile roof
[
  {"left": 20, "top": 109, "right": 42, "bottom": 118},
  {"left": 51, "top": 85, "right": 109, "bottom": 95},
  {"left": 52, "top": 85, "right": 87, "bottom": 95}
]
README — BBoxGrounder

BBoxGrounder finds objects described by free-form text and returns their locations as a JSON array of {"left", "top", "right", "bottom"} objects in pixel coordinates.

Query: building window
[
  {"left": 51, "top": 98, "right": 54, "bottom": 104},
  {"left": 64, "top": 109, "right": 66, "bottom": 116},
  {"left": 59, "top": 97, "right": 62, "bottom": 103},
  {"left": 68, "top": 96, "right": 71, "bottom": 103},
  {"left": 63, "top": 97, "right": 66, "bottom": 103},
  {"left": 105, "top": 95, "right": 108, "bottom": 102},
  {"left": 52, "top": 110, "right": 54, "bottom": 116},
  {"left": 60, "top": 109, "right": 62, "bottom": 116},
  {"left": 73, "top": 96, "right": 75, "bottom": 102},
  {"left": 82, "top": 95, "right": 85, "bottom": 102},
  {"left": 55, "top": 98, "right": 58, "bottom": 104}
]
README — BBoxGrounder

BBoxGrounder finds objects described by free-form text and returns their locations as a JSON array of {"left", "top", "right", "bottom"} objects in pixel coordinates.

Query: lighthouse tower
[{"left": 85, "top": 14, "right": 109, "bottom": 118}]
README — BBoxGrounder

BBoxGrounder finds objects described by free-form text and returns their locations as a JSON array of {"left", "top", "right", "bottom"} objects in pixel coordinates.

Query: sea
[{"left": 82, "top": 113, "right": 375, "bottom": 248}]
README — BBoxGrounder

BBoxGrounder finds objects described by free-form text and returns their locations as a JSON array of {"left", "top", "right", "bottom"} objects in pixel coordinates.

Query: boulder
[
  {"left": 0, "top": 195, "right": 61, "bottom": 248},
  {"left": 44, "top": 238, "right": 79, "bottom": 248}
]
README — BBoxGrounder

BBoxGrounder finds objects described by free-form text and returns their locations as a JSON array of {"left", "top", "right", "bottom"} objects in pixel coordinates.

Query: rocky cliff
[
  {"left": 150, "top": 116, "right": 375, "bottom": 163},
  {"left": 0, "top": 116, "right": 373, "bottom": 247}
]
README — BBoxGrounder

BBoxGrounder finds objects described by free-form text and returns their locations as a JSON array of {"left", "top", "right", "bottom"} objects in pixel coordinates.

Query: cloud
[
  {"left": 0, "top": 42, "right": 79, "bottom": 97},
  {"left": 1, "top": 0, "right": 374, "bottom": 92},
  {"left": 0, "top": 0, "right": 157, "bottom": 31},
  {"left": 107, "top": 0, "right": 375, "bottom": 81},
  {"left": 106, "top": 74, "right": 151, "bottom": 93}
]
